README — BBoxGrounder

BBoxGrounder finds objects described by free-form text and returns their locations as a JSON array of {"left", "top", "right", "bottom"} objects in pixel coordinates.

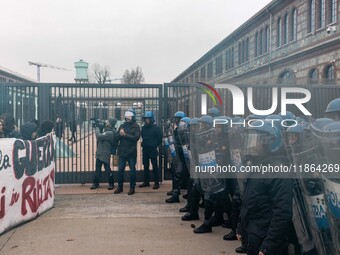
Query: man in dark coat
[
  {"left": 139, "top": 111, "right": 162, "bottom": 189},
  {"left": 114, "top": 109, "right": 140, "bottom": 195},
  {"left": 90, "top": 118, "right": 116, "bottom": 190}
]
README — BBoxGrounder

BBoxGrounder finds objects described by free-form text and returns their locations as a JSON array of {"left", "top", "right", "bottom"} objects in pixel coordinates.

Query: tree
[
  {"left": 121, "top": 66, "right": 145, "bottom": 84},
  {"left": 90, "top": 64, "right": 110, "bottom": 84}
]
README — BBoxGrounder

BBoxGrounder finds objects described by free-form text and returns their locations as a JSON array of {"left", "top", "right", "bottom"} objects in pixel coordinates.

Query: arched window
[
  {"left": 325, "top": 65, "right": 335, "bottom": 83},
  {"left": 277, "top": 17, "right": 282, "bottom": 47},
  {"left": 309, "top": 0, "right": 316, "bottom": 33},
  {"left": 309, "top": 68, "right": 318, "bottom": 84},
  {"left": 283, "top": 13, "right": 289, "bottom": 44},
  {"left": 278, "top": 70, "right": 295, "bottom": 84}
]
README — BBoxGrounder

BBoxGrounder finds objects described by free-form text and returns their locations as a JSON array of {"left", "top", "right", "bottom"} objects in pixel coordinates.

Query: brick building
[{"left": 172, "top": 0, "right": 339, "bottom": 85}]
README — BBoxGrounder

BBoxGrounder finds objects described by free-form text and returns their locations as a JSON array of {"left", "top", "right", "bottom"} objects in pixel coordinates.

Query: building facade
[
  {"left": 172, "top": 0, "right": 339, "bottom": 85},
  {"left": 0, "top": 66, "right": 34, "bottom": 83}
]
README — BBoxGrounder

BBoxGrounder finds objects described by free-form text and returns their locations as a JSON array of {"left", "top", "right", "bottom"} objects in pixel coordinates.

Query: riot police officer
[
  {"left": 139, "top": 111, "right": 162, "bottom": 189},
  {"left": 165, "top": 111, "right": 189, "bottom": 203},
  {"left": 238, "top": 120, "right": 294, "bottom": 255},
  {"left": 324, "top": 98, "right": 340, "bottom": 120}
]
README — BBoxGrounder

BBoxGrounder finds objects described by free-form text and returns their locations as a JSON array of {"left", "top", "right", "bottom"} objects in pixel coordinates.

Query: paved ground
[{"left": 0, "top": 182, "right": 240, "bottom": 255}]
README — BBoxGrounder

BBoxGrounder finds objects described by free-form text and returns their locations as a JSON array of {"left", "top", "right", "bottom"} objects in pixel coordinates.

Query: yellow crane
[{"left": 28, "top": 61, "right": 70, "bottom": 82}]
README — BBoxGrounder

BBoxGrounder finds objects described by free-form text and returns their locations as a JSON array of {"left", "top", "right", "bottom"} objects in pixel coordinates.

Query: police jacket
[
  {"left": 96, "top": 127, "right": 115, "bottom": 164},
  {"left": 116, "top": 121, "right": 140, "bottom": 158},
  {"left": 239, "top": 156, "right": 294, "bottom": 255},
  {"left": 141, "top": 123, "right": 162, "bottom": 151}
]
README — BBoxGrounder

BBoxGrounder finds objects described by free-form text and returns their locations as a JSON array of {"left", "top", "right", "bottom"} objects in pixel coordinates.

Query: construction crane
[{"left": 28, "top": 61, "right": 70, "bottom": 82}]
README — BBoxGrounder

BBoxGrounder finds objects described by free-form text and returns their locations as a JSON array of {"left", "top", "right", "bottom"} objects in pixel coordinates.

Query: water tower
[{"left": 74, "top": 59, "right": 89, "bottom": 83}]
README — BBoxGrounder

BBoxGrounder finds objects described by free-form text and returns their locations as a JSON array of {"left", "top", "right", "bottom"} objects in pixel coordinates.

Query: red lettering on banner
[
  {"left": 10, "top": 189, "right": 20, "bottom": 206},
  {"left": 21, "top": 171, "right": 54, "bottom": 216},
  {"left": 0, "top": 187, "right": 6, "bottom": 219}
]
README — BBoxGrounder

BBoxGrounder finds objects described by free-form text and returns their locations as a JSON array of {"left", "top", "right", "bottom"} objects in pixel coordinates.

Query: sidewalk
[{"left": 0, "top": 181, "right": 240, "bottom": 255}]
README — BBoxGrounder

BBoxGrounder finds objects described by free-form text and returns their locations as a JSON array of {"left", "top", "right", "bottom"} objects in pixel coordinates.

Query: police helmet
[
  {"left": 198, "top": 115, "right": 214, "bottom": 130},
  {"left": 243, "top": 120, "right": 282, "bottom": 156},
  {"left": 142, "top": 111, "right": 155, "bottom": 124},
  {"left": 207, "top": 107, "right": 220, "bottom": 117}
]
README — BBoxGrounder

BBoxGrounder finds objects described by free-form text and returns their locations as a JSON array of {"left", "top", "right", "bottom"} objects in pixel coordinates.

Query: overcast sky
[{"left": 2, "top": 0, "right": 272, "bottom": 83}]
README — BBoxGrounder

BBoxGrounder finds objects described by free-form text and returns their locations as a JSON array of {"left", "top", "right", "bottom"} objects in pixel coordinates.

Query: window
[
  {"left": 238, "top": 42, "right": 242, "bottom": 64},
  {"left": 207, "top": 61, "right": 213, "bottom": 79},
  {"left": 245, "top": 38, "right": 249, "bottom": 62},
  {"left": 265, "top": 26, "right": 270, "bottom": 52},
  {"left": 231, "top": 46, "right": 234, "bottom": 68},
  {"left": 328, "top": 0, "right": 337, "bottom": 24},
  {"left": 215, "top": 55, "right": 223, "bottom": 75},
  {"left": 277, "top": 17, "right": 282, "bottom": 47},
  {"left": 309, "top": 68, "right": 318, "bottom": 84},
  {"left": 225, "top": 50, "right": 230, "bottom": 70},
  {"left": 309, "top": 0, "right": 316, "bottom": 33},
  {"left": 200, "top": 66, "right": 206, "bottom": 80},
  {"left": 283, "top": 14, "right": 289, "bottom": 44},
  {"left": 194, "top": 71, "right": 199, "bottom": 82},
  {"left": 259, "top": 29, "right": 263, "bottom": 55},
  {"left": 291, "top": 8, "right": 297, "bottom": 41},
  {"left": 318, "top": 0, "right": 325, "bottom": 28},
  {"left": 278, "top": 71, "right": 295, "bottom": 84},
  {"left": 325, "top": 65, "right": 335, "bottom": 83},
  {"left": 255, "top": 32, "right": 258, "bottom": 57},
  {"left": 241, "top": 40, "right": 245, "bottom": 63}
]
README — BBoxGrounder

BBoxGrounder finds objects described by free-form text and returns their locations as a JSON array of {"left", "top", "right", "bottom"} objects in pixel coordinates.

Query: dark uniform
[
  {"left": 114, "top": 109, "right": 140, "bottom": 195},
  {"left": 140, "top": 112, "right": 162, "bottom": 189}
]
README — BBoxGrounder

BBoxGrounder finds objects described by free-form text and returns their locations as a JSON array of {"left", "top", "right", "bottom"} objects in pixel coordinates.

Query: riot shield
[
  {"left": 228, "top": 125, "right": 244, "bottom": 196},
  {"left": 291, "top": 124, "right": 336, "bottom": 255},
  {"left": 178, "top": 122, "right": 191, "bottom": 170},
  {"left": 189, "top": 123, "right": 199, "bottom": 181},
  {"left": 311, "top": 121, "right": 340, "bottom": 255},
  {"left": 195, "top": 127, "right": 225, "bottom": 197}
]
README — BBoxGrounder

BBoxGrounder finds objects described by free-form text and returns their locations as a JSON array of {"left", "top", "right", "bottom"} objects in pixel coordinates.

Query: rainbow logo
[{"left": 197, "top": 82, "right": 223, "bottom": 106}]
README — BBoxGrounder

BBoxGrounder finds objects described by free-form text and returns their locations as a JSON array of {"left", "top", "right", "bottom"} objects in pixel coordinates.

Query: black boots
[
  {"left": 193, "top": 223, "right": 212, "bottom": 234},
  {"left": 153, "top": 183, "right": 160, "bottom": 189},
  {"left": 179, "top": 204, "right": 190, "bottom": 213},
  {"left": 223, "top": 230, "right": 238, "bottom": 240},
  {"left": 108, "top": 184, "right": 114, "bottom": 190},
  {"left": 128, "top": 188, "right": 135, "bottom": 195},
  {"left": 165, "top": 196, "right": 179, "bottom": 203},
  {"left": 90, "top": 184, "right": 99, "bottom": 189},
  {"left": 139, "top": 182, "right": 150, "bottom": 188},
  {"left": 182, "top": 213, "right": 199, "bottom": 221},
  {"left": 235, "top": 245, "right": 247, "bottom": 254},
  {"left": 114, "top": 187, "right": 123, "bottom": 194}
]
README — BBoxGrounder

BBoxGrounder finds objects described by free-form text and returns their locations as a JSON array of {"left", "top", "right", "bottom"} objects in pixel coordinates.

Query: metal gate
[
  {"left": 0, "top": 83, "right": 163, "bottom": 184},
  {"left": 1, "top": 82, "right": 340, "bottom": 183}
]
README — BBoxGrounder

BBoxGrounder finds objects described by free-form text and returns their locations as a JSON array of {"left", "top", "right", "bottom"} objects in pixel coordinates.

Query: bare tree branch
[
  {"left": 90, "top": 64, "right": 111, "bottom": 84},
  {"left": 121, "top": 66, "right": 145, "bottom": 84}
]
